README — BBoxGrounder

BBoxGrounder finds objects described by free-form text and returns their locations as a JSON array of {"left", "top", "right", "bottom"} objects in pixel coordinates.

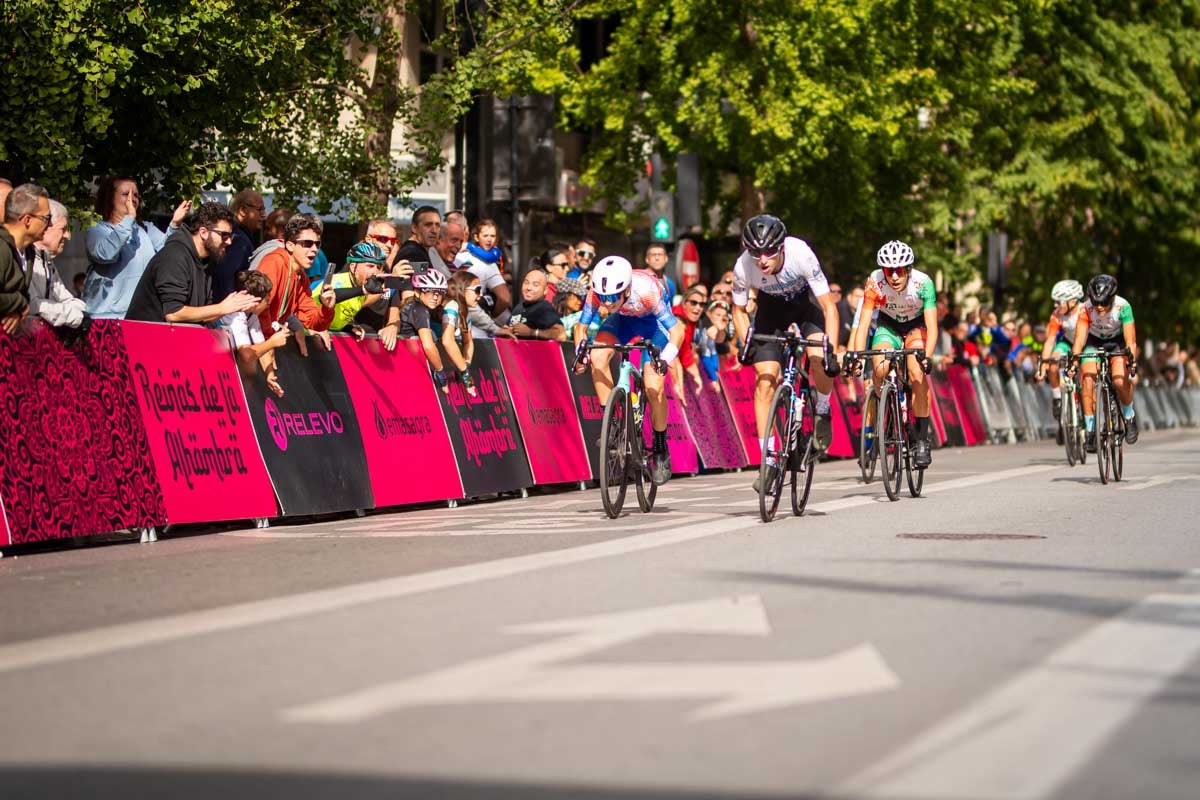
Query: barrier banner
[
  {"left": 121, "top": 322, "right": 276, "bottom": 524},
  {"left": 718, "top": 363, "right": 761, "bottom": 466},
  {"left": 945, "top": 365, "right": 986, "bottom": 445},
  {"left": 929, "top": 372, "right": 965, "bottom": 447},
  {"left": 681, "top": 379, "right": 747, "bottom": 469},
  {"left": 437, "top": 340, "right": 533, "bottom": 497},
  {"left": 924, "top": 379, "right": 949, "bottom": 448},
  {"left": 242, "top": 337, "right": 373, "bottom": 516},
  {"left": 560, "top": 343, "right": 606, "bottom": 479},
  {"left": 0, "top": 320, "right": 166, "bottom": 545},
  {"left": 335, "top": 336, "right": 463, "bottom": 507},
  {"left": 828, "top": 377, "right": 862, "bottom": 459},
  {"left": 630, "top": 350, "right": 700, "bottom": 476}
]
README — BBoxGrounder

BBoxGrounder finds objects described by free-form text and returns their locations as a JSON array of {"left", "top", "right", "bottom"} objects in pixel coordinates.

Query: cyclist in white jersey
[
  {"left": 1036, "top": 279, "right": 1086, "bottom": 444},
  {"left": 1070, "top": 273, "right": 1139, "bottom": 448},
  {"left": 730, "top": 215, "right": 840, "bottom": 490}
]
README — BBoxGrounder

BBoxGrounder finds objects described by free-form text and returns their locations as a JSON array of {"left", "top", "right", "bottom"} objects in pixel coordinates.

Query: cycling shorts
[
  {"left": 596, "top": 311, "right": 678, "bottom": 352},
  {"left": 1081, "top": 334, "right": 1128, "bottom": 362},
  {"left": 748, "top": 291, "right": 826, "bottom": 364},
  {"left": 1050, "top": 339, "right": 1071, "bottom": 358},
  {"left": 871, "top": 315, "right": 926, "bottom": 351}
]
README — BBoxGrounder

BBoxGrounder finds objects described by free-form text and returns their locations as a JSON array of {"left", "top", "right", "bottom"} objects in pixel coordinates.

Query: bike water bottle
[{"left": 792, "top": 392, "right": 803, "bottom": 417}]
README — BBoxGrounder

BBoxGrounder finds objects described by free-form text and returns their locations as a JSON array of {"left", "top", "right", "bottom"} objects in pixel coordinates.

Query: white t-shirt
[
  {"left": 453, "top": 251, "right": 506, "bottom": 292},
  {"left": 218, "top": 311, "right": 265, "bottom": 348},
  {"left": 732, "top": 236, "right": 829, "bottom": 306},
  {"left": 427, "top": 247, "right": 454, "bottom": 278}
]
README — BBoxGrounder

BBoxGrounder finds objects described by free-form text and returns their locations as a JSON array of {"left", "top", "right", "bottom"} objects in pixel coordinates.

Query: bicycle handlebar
[
  {"left": 846, "top": 348, "right": 926, "bottom": 359},
  {"left": 750, "top": 333, "right": 828, "bottom": 350}
]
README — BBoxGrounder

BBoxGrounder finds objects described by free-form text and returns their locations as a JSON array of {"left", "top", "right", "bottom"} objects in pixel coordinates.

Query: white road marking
[
  {"left": 0, "top": 463, "right": 1061, "bottom": 675},
  {"left": 840, "top": 569, "right": 1200, "bottom": 800},
  {"left": 1118, "top": 474, "right": 1200, "bottom": 491},
  {"left": 285, "top": 595, "right": 899, "bottom": 723}
]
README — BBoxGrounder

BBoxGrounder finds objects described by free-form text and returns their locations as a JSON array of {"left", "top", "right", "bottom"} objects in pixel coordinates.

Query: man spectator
[
  {"left": 316, "top": 242, "right": 393, "bottom": 335},
  {"left": 249, "top": 206, "right": 295, "bottom": 271},
  {"left": 829, "top": 281, "right": 854, "bottom": 352},
  {"left": 364, "top": 218, "right": 400, "bottom": 265},
  {"left": 505, "top": 269, "right": 565, "bottom": 341},
  {"left": 567, "top": 237, "right": 596, "bottom": 279},
  {"left": 0, "top": 178, "right": 12, "bottom": 216},
  {"left": 219, "top": 269, "right": 290, "bottom": 397},
  {"left": 125, "top": 202, "right": 258, "bottom": 324},
  {"left": 212, "top": 188, "right": 266, "bottom": 303},
  {"left": 951, "top": 320, "right": 981, "bottom": 367},
  {"left": 644, "top": 242, "right": 677, "bottom": 302},
  {"left": 395, "top": 205, "right": 441, "bottom": 268},
  {"left": 2, "top": 182, "right": 51, "bottom": 335},
  {"left": 429, "top": 217, "right": 466, "bottom": 278},
  {"left": 28, "top": 199, "right": 86, "bottom": 328},
  {"left": 255, "top": 213, "right": 336, "bottom": 335},
  {"left": 444, "top": 210, "right": 470, "bottom": 239}
]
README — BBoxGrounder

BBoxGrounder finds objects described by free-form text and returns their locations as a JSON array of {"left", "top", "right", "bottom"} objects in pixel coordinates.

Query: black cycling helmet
[
  {"left": 1086, "top": 273, "right": 1118, "bottom": 306},
  {"left": 742, "top": 214, "right": 787, "bottom": 253}
]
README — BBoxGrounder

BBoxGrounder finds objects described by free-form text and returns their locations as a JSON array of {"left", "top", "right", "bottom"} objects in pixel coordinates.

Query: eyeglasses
[
  {"left": 596, "top": 291, "right": 623, "bottom": 304},
  {"left": 551, "top": 261, "right": 569, "bottom": 268},
  {"left": 576, "top": 250, "right": 596, "bottom": 259},
  {"left": 245, "top": 204, "right": 266, "bottom": 213},
  {"left": 748, "top": 246, "right": 781, "bottom": 259},
  {"left": 467, "top": 285, "right": 484, "bottom": 294},
  {"left": 685, "top": 300, "right": 705, "bottom": 308},
  {"left": 882, "top": 266, "right": 909, "bottom": 278},
  {"left": 370, "top": 234, "right": 398, "bottom": 245},
  {"left": 211, "top": 229, "right": 235, "bottom": 242},
  {"left": 30, "top": 213, "right": 52, "bottom": 226},
  {"left": 422, "top": 289, "right": 447, "bottom": 297},
  {"left": 294, "top": 239, "right": 321, "bottom": 249}
]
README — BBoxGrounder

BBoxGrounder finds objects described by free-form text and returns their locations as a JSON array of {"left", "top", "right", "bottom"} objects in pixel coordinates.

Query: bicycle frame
[
  {"left": 849, "top": 348, "right": 927, "bottom": 500},
  {"left": 1072, "top": 348, "right": 1131, "bottom": 484}
]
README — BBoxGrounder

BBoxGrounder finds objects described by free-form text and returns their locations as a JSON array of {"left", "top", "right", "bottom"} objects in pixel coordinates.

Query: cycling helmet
[
  {"left": 345, "top": 241, "right": 387, "bottom": 266},
  {"left": 876, "top": 240, "right": 915, "bottom": 269},
  {"left": 1086, "top": 274, "right": 1118, "bottom": 305},
  {"left": 413, "top": 270, "right": 448, "bottom": 292},
  {"left": 590, "top": 256, "right": 633, "bottom": 296},
  {"left": 1051, "top": 279, "right": 1084, "bottom": 303},
  {"left": 741, "top": 215, "right": 787, "bottom": 253}
]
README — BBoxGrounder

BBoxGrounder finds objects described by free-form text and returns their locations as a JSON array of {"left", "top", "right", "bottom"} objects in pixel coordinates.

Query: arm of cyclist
[
  {"left": 920, "top": 305, "right": 937, "bottom": 372},
  {"left": 844, "top": 291, "right": 877, "bottom": 374}
]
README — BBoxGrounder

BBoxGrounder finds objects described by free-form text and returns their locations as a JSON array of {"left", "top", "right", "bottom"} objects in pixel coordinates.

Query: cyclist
[
  {"left": 845, "top": 241, "right": 936, "bottom": 468},
  {"left": 1071, "top": 273, "right": 1139, "bottom": 450},
  {"left": 730, "top": 215, "right": 840, "bottom": 489},
  {"left": 572, "top": 256, "right": 687, "bottom": 486},
  {"left": 1036, "top": 279, "right": 1086, "bottom": 444}
]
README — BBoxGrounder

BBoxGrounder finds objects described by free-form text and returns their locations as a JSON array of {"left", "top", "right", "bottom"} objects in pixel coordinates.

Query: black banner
[
  {"left": 437, "top": 340, "right": 533, "bottom": 497},
  {"left": 242, "top": 337, "right": 374, "bottom": 516}
]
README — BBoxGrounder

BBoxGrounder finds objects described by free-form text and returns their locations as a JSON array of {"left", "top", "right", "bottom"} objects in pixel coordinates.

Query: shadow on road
[{"left": 827, "top": 558, "right": 1182, "bottom": 582}]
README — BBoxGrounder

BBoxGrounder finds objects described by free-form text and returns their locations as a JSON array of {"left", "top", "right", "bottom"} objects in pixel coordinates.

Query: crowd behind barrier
[{"left": 1, "top": 319, "right": 1197, "bottom": 548}]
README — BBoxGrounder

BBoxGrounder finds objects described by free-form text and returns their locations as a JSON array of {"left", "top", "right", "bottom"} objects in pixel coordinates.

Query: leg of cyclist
[
  {"left": 1080, "top": 352, "right": 1099, "bottom": 452},
  {"left": 644, "top": 318, "right": 685, "bottom": 485},
  {"left": 588, "top": 331, "right": 618, "bottom": 407},
  {"left": 1110, "top": 352, "right": 1137, "bottom": 444},
  {"left": 1046, "top": 341, "right": 1070, "bottom": 444},
  {"left": 906, "top": 329, "right": 933, "bottom": 468}
]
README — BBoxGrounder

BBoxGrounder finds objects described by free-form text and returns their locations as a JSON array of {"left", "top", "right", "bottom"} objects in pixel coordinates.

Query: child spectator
[
  {"left": 441, "top": 270, "right": 480, "bottom": 388},
  {"left": 391, "top": 270, "right": 475, "bottom": 396},
  {"left": 219, "top": 270, "right": 290, "bottom": 397}
]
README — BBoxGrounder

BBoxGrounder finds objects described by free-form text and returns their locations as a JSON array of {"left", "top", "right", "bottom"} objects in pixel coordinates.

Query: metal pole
[{"left": 509, "top": 95, "right": 521, "bottom": 273}]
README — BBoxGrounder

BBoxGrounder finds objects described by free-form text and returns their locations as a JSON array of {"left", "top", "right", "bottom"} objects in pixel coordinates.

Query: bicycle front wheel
[
  {"left": 879, "top": 383, "right": 903, "bottom": 501},
  {"left": 1110, "top": 393, "right": 1124, "bottom": 482},
  {"left": 633, "top": 400, "right": 657, "bottom": 513},
  {"left": 599, "top": 387, "right": 630, "bottom": 517},
  {"left": 1072, "top": 390, "right": 1087, "bottom": 464},
  {"left": 905, "top": 431, "right": 925, "bottom": 498},
  {"left": 859, "top": 390, "right": 878, "bottom": 483},
  {"left": 1061, "top": 390, "right": 1077, "bottom": 467},
  {"left": 792, "top": 390, "right": 817, "bottom": 516},
  {"left": 759, "top": 384, "right": 792, "bottom": 523},
  {"left": 1095, "top": 382, "right": 1110, "bottom": 485}
]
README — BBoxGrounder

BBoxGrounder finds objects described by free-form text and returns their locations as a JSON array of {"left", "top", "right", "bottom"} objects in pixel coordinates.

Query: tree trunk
[
  {"left": 363, "top": 6, "right": 407, "bottom": 215},
  {"left": 739, "top": 174, "right": 764, "bottom": 222}
]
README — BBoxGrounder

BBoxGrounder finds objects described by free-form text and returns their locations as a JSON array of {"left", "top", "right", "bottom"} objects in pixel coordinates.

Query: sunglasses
[
  {"left": 550, "top": 261, "right": 569, "bottom": 268},
  {"left": 467, "top": 285, "right": 484, "bottom": 294},
  {"left": 211, "top": 229, "right": 235, "bottom": 242},
  {"left": 421, "top": 289, "right": 447, "bottom": 296},
  {"left": 370, "top": 234, "right": 398, "bottom": 244},
  {"left": 685, "top": 299, "right": 705, "bottom": 308},
  {"left": 576, "top": 250, "right": 596, "bottom": 259},
  {"left": 748, "top": 247, "right": 781, "bottom": 259},
  {"left": 294, "top": 239, "right": 322, "bottom": 249},
  {"left": 596, "top": 291, "right": 624, "bottom": 304},
  {"left": 882, "top": 266, "right": 909, "bottom": 277}
]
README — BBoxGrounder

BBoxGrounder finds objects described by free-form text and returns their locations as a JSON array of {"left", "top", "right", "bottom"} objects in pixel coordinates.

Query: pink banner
[
  {"left": 335, "top": 337, "right": 464, "bottom": 506},
  {"left": 945, "top": 365, "right": 986, "bottom": 445},
  {"left": 926, "top": 376, "right": 949, "bottom": 447},
  {"left": 496, "top": 340, "right": 590, "bottom": 485},
  {"left": 681, "top": 379, "right": 747, "bottom": 469},
  {"left": 121, "top": 321, "right": 276, "bottom": 524},
  {"left": 718, "top": 363, "right": 761, "bottom": 465},
  {"left": 630, "top": 351, "right": 700, "bottom": 476},
  {"left": 827, "top": 377, "right": 861, "bottom": 459}
]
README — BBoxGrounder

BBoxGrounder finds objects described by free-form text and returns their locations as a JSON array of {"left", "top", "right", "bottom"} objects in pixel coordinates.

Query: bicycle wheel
[
  {"left": 905, "top": 430, "right": 925, "bottom": 499},
  {"left": 1095, "top": 382, "right": 1110, "bottom": 485},
  {"left": 1110, "top": 393, "right": 1124, "bottom": 482},
  {"left": 1072, "top": 389, "right": 1087, "bottom": 464},
  {"left": 599, "top": 387, "right": 630, "bottom": 517},
  {"left": 1061, "top": 389, "right": 1077, "bottom": 467},
  {"left": 791, "top": 390, "right": 816, "bottom": 516},
  {"left": 858, "top": 389, "right": 878, "bottom": 483},
  {"left": 878, "top": 383, "right": 902, "bottom": 501},
  {"left": 634, "top": 391, "right": 657, "bottom": 513},
  {"left": 759, "top": 384, "right": 792, "bottom": 523}
]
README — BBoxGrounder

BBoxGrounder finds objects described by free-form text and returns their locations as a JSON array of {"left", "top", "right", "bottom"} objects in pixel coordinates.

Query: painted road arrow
[{"left": 285, "top": 595, "right": 899, "bottom": 723}]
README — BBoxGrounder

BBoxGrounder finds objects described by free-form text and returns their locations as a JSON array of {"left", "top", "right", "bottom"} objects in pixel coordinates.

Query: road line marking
[
  {"left": 0, "top": 464, "right": 1061, "bottom": 674},
  {"left": 840, "top": 568, "right": 1200, "bottom": 800},
  {"left": 1119, "top": 474, "right": 1200, "bottom": 491}
]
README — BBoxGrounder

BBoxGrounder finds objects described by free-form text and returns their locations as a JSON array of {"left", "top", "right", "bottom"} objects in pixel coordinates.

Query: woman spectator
[
  {"left": 697, "top": 300, "right": 731, "bottom": 393},
  {"left": 440, "top": 270, "right": 480, "bottom": 392},
  {"left": 84, "top": 176, "right": 191, "bottom": 319},
  {"left": 533, "top": 246, "right": 570, "bottom": 303}
]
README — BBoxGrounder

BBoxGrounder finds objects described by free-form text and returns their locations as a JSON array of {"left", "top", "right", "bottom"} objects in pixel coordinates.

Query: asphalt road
[{"left": 1, "top": 430, "right": 1198, "bottom": 800}]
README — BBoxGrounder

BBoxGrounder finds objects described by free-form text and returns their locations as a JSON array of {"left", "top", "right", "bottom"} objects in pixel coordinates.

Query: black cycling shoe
[
  {"left": 814, "top": 413, "right": 833, "bottom": 455},
  {"left": 1124, "top": 415, "right": 1139, "bottom": 445},
  {"left": 650, "top": 449, "right": 672, "bottom": 486},
  {"left": 912, "top": 438, "right": 932, "bottom": 469},
  {"left": 1085, "top": 430, "right": 1097, "bottom": 453}
]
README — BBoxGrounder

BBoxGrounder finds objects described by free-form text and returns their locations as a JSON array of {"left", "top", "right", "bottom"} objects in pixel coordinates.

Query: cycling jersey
[
  {"left": 863, "top": 267, "right": 935, "bottom": 324},
  {"left": 1079, "top": 296, "right": 1134, "bottom": 340},
  {"left": 1045, "top": 302, "right": 1086, "bottom": 353},
  {"left": 732, "top": 236, "right": 829, "bottom": 306},
  {"left": 579, "top": 269, "right": 675, "bottom": 329}
]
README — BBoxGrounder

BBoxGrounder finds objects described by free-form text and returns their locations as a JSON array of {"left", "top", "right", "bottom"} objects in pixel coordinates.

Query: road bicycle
[
  {"left": 1072, "top": 348, "right": 1133, "bottom": 485},
  {"left": 1039, "top": 355, "right": 1086, "bottom": 467},
  {"left": 753, "top": 331, "right": 833, "bottom": 523},
  {"left": 858, "top": 380, "right": 879, "bottom": 484},
  {"left": 846, "top": 348, "right": 928, "bottom": 501},
  {"left": 575, "top": 341, "right": 662, "bottom": 518}
]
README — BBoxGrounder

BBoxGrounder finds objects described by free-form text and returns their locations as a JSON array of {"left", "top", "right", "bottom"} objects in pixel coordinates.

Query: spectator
[
  {"left": 698, "top": 299, "right": 732, "bottom": 392},
  {"left": 849, "top": 285, "right": 865, "bottom": 315},
  {"left": 218, "top": 269, "right": 290, "bottom": 397},
  {"left": 395, "top": 205, "right": 441, "bottom": 269},
  {"left": 2, "top": 182, "right": 51, "bottom": 334},
  {"left": 0, "top": 178, "right": 12, "bottom": 215},
  {"left": 506, "top": 269, "right": 566, "bottom": 341},
  {"left": 429, "top": 217, "right": 466, "bottom": 278},
  {"left": 673, "top": 285, "right": 708, "bottom": 392},
  {"left": 567, "top": 237, "right": 596, "bottom": 279},
  {"left": 211, "top": 188, "right": 266, "bottom": 303},
  {"left": 316, "top": 242, "right": 393, "bottom": 338},
  {"left": 440, "top": 270, "right": 479, "bottom": 387},
  {"left": 28, "top": 199, "right": 86, "bottom": 328},
  {"left": 83, "top": 176, "right": 191, "bottom": 318},
  {"left": 551, "top": 240, "right": 577, "bottom": 276},
  {"left": 255, "top": 213, "right": 336, "bottom": 337},
  {"left": 554, "top": 276, "right": 588, "bottom": 326},
  {"left": 125, "top": 202, "right": 257, "bottom": 324},
  {"left": 534, "top": 246, "right": 570, "bottom": 303},
  {"left": 359, "top": 217, "right": 414, "bottom": 294},
  {"left": 444, "top": 210, "right": 470, "bottom": 237},
  {"left": 454, "top": 217, "right": 512, "bottom": 330},
  {"left": 390, "top": 270, "right": 475, "bottom": 395},
  {"left": 829, "top": 281, "right": 854, "bottom": 351},
  {"left": 644, "top": 243, "right": 677, "bottom": 303},
  {"left": 263, "top": 207, "right": 290, "bottom": 240},
  {"left": 951, "top": 320, "right": 981, "bottom": 367},
  {"left": 72, "top": 273, "right": 86, "bottom": 297}
]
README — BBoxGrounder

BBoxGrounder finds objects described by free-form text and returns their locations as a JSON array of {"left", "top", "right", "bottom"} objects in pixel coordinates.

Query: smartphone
[
  {"left": 409, "top": 261, "right": 430, "bottom": 276},
  {"left": 322, "top": 262, "right": 336, "bottom": 286},
  {"left": 271, "top": 321, "right": 284, "bottom": 332}
]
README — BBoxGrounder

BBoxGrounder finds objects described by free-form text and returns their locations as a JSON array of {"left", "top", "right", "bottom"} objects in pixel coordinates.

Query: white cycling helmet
[
  {"left": 1051, "top": 279, "right": 1084, "bottom": 303},
  {"left": 590, "top": 255, "right": 634, "bottom": 296},
  {"left": 413, "top": 270, "right": 448, "bottom": 291},
  {"left": 876, "top": 240, "right": 915, "bottom": 269}
]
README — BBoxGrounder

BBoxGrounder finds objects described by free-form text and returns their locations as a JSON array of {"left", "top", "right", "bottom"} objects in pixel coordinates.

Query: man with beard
[
  {"left": 125, "top": 202, "right": 258, "bottom": 324},
  {"left": 211, "top": 188, "right": 266, "bottom": 302}
]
